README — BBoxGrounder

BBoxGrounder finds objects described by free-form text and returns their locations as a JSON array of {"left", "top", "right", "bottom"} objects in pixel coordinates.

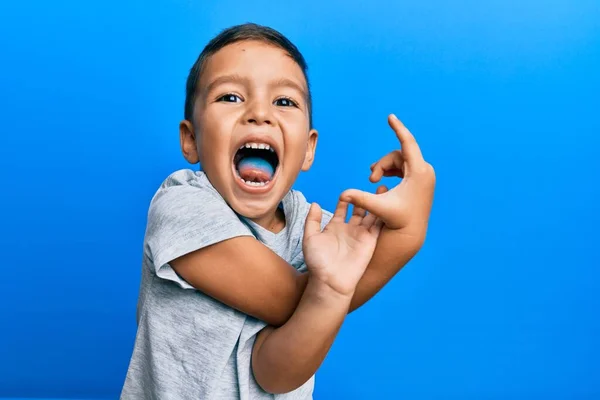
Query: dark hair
[{"left": 184, "top": 23, "right": 313, "bottom": 127}]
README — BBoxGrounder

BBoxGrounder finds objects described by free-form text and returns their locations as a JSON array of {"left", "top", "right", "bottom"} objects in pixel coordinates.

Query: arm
[
  {"left": 251, "top": 278, "right": 351, "bottom": 393},
  {"left": 341, "top": 114, "right": 436, "bottom": 305},
  {"left": 171, "top": 236, "right": 308, "bottom": 327},
  {"left": 170, "top": 226, "right": 418, "bottom": 325},
  {"left": 247, "top": 214, "right": 421, "bottom": 393},
  {"left": 171, "top": 114, "right": 433, "bottom": 328},
  {"left": 251, "top": 201, "right": 382, "bottom": 393},
  {"left": 251, "top": 115, "right": 435, "bottom": 393},
  {"left": 349, "top": 225, "right": 422, "bottom": 309}
]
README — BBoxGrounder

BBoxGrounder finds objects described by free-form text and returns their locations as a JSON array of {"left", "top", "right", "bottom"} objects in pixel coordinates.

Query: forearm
[
  {"left": 252, "top": 277, "right": 352, "bottom": 394},
  {"left": 288, "top": 228, "right": 420, "bottom": 317},
  {"left": 349, "top": 226, "right": 421, "bottom": 311},
  {"left": 171, "top": 224, "right": 418, "bottom": 329}
]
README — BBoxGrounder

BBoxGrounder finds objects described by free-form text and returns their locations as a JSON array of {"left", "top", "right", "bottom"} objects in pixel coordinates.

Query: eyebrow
[
  {"left": 203, "top": 74, "right": 308, "bottom": 101},
  {"left": 203, "top": 74, "right": 248, "bottom": 96},
  {"left": 271, "top": 78, "right": 308, "bottom": 101}
]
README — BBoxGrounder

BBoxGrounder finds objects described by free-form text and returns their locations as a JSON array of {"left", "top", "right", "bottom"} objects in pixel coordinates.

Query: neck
[{"left": 251, "top": 207, "right": 286, "bottom": 233}]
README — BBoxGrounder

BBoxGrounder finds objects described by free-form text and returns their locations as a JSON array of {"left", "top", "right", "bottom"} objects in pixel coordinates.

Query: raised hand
[
  {"left": 340, "top": 114, "right": 435, "bottom": 235},
  {"left": 302, "top": 201, "right": 383, "bottom": 297}
]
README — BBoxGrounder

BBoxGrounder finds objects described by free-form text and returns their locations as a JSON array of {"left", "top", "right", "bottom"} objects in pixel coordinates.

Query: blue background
[{"left": 1, "top": 0, "right": 598, "bottom": 399}]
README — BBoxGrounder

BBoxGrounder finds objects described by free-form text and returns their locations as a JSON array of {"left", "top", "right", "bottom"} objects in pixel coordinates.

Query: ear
[
  {"left": 179, "top": 119, "right": 199, "bottom": 164},
  {"left": 301, "top": 128, "right": 318, "bottom": 171}
]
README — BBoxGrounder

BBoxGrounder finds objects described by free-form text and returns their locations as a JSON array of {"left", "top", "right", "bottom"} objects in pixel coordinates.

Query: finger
[
  {"left": 369, "top": 217, "right": 384, "bottom": 235},
  {"left": 331, "top": 198, "right": 350, "bottom": 222},
  {"left": 349, "top": 205, "right": 366, "bottom": 225},
  {"left": 303, "top": 203, "right": 323, "bottom": 240},
  {"left": 369, "top": 165, "right": 383, "bottom": 182},
  {"left": 360, "top": 211, "right": 378, "bottom": 229},
  {"left": 388, "top": 114, "right": 424, "bottom": 168},
  {"left": 382, "top": 168, "right": 404, "bottom": 177},
  {"left": 369, "top": 150, "right": 405, "bottom": 182},
  {"left": 340, "top": 189, "right": 386, "bottom": 218},
  {"left": 376, "top": 185, "right": 389, "bottom": 195}
]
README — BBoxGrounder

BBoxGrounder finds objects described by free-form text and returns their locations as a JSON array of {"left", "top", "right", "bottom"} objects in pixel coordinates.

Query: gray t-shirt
[{"left": 121, "top": 169, "right": 332, "bottom": 399}]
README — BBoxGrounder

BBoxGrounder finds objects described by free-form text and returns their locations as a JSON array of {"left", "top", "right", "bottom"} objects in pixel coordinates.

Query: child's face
[{"left": 180, "top": 40, "right": 318, "bottom": 221}]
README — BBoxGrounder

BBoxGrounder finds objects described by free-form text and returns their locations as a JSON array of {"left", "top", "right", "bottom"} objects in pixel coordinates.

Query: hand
[
  {"left": 340, "top": 114, "right": 435, "bottom": 234},
  {"left": 302, "top": 201, "right": 383, "bottom": 297}
]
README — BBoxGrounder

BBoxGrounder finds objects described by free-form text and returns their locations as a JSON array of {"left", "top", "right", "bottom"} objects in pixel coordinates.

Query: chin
[
  {"left": 227, "top": 168, "right": 291, "bottom": 222},
  {"left": 227, "top": 194, "right": 281, "bottom": 220}
]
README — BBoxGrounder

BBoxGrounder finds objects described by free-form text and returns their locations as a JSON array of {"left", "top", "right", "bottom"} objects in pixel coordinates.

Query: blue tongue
[{"left": 237, "top": 157, "right": 274, "bottom": 181}]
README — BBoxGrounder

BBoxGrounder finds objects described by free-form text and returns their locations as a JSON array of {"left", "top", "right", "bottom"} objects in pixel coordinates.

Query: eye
[
  {"left": 274, "top": 97, "right": 298, "bottom": 107},
  {"left": 217, "top": 93, "right": 243, "bottom": 103}
]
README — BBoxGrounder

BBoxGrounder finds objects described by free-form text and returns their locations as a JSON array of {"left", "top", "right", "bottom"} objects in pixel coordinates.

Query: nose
[{"left": 243, "top": 98, "right": 275, "bottom": 126}]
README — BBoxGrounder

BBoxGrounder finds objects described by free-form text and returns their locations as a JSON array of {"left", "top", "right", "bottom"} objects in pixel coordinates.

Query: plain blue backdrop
[{"left": 0, "top": 0, "right": 598, "bottom": 399}]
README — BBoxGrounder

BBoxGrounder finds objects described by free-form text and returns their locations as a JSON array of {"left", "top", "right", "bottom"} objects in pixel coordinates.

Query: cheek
[
  {"left": 199, "top": 135, "right": 230, "bottom": 164},
  {"left": 197, "top": 111, "right": 235, "bottom": 158},
  {"left": 281, "top": 113, "right": 310, "bottom": 148},
  {"left": 287, "top": 135, "right": 309, "bottom": 166}
]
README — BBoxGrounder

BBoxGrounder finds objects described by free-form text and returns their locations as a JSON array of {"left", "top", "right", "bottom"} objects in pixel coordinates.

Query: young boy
[{"left": 121, "top": 23, "right": 435, "bottom": 399}]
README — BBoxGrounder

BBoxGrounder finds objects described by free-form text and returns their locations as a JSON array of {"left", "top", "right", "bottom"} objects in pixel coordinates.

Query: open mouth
[{"left": 233, "top": 142, "right": 279, "bottom": 187}]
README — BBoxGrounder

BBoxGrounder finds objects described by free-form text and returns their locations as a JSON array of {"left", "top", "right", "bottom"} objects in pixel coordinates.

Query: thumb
[
  {"left": 304, "top": 202, "right": 323, "bottom": 241},
  {"left": 340, "top": 189, "right": 384, "bottom": 217}
]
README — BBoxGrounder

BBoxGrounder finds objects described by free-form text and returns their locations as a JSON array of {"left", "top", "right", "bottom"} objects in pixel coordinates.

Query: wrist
[{"left": 305, "top": 274, "right": 354, "bottom": 307}]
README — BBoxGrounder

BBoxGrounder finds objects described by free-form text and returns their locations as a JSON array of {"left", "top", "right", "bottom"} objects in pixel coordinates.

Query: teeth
[
  {"left": 240, "top": 142, "right": 275, "bottom": 152},
  {"left": 240, "top": 178, "right": 269, "bottom": 187}
]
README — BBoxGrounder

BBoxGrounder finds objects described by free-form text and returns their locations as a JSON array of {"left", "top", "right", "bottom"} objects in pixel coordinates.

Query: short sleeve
[
  {"left": 320, "top": 208, "right": 333, "bottom": 230},
  {"left": 145, "top": 171, "right": 255, "bottom": 289},
  {"left": 280, "top": 188, "right": 335, "bottom": 272}
]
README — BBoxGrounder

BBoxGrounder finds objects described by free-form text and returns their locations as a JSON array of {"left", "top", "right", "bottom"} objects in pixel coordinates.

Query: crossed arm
[
  {"left": 170, "top": 224, "right": 421, "bottom": 392},
  {"left": 171, "top": 227, "right": 420, "bottom": 326}
]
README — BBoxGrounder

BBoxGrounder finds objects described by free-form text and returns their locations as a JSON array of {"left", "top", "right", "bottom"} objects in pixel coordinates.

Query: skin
[
  {"left": 179, "top": 40, "right": 317, "bottom": 231},
  {"left": 172, "top": 40, "right": 436, "bottom": 393}
]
